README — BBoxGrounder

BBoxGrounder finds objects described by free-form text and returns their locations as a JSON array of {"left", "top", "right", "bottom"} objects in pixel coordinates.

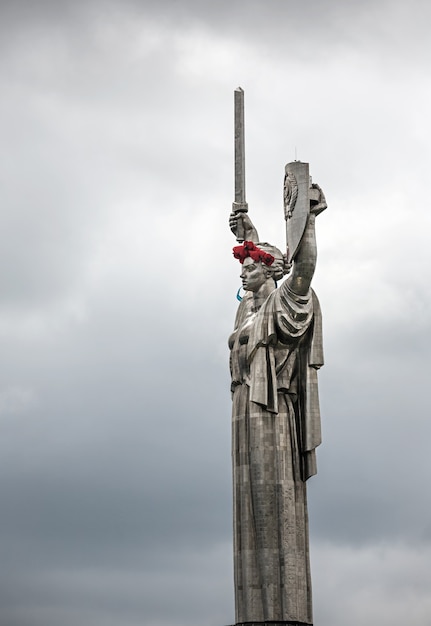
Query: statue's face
[{"left": 240, "top": 257, "right": 267, "bottom": 292}]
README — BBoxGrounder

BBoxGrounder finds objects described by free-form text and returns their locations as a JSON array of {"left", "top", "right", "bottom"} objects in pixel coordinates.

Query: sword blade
[{"left": 234, "top": 87, "right": 247, "bottom": 207}]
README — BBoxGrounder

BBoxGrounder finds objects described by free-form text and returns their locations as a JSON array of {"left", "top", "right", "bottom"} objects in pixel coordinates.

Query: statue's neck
[{"left": 251, "top": 279, "right": 275, "bottom": 312}]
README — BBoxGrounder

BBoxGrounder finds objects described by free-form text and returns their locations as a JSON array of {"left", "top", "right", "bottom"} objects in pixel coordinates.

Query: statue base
[{"left": 228, "top": 622, "right": 312, "bottom": 626}]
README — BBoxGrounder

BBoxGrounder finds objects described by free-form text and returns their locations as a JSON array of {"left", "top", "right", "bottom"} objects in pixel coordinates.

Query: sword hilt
[{"left": 232, "top": 202, "right": 249, "bottom": 242}]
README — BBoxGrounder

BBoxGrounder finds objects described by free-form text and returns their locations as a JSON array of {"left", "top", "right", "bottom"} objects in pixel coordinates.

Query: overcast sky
[{"left": 1, "top": 1, "right": 431, "bottom": 625}]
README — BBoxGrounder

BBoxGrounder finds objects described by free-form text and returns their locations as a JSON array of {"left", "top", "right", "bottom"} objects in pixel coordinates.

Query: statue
[{"left": 228, "top": 89, "right": 326, "bottom": 626}]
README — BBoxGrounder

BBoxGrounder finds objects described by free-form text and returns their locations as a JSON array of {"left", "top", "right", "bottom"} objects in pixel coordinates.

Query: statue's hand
[
  {"left": 229, "top": 211, "right": 259, "bottom": 242},
  {"left": 309, "top": 183, "right": 327, "bottom": 216}
]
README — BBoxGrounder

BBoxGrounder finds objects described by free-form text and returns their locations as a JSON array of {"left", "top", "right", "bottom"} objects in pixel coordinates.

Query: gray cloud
[{"left": 0, "top": 0, "right": 431, "bottom": 624}]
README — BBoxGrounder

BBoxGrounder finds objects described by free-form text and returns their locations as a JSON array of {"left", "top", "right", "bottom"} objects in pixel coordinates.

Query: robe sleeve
[
  {"left": 247, "top": 283, "right": 313, "bottom": 413},
  {"left": 247, "top": 282, "right": 324, "bottom": 479}
]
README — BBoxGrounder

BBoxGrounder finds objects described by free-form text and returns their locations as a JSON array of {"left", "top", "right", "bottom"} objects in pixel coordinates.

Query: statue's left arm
[{"left": 285, "top": 185, "right": 326, "bottom": 297}]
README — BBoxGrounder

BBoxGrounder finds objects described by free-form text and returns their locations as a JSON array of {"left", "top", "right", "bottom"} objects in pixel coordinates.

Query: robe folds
[{"left": 229, "top": 280, "right": 323, "bottom": 625}]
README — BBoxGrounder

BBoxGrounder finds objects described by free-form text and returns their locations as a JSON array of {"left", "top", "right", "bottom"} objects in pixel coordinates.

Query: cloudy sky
[{"left": 1, "top": 0, "right": 431, "bottom": 624}]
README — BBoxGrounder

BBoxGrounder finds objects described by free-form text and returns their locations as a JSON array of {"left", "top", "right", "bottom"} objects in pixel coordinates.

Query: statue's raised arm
[{"left": 285, "top": 169, "right": 327, "bottom": 296}]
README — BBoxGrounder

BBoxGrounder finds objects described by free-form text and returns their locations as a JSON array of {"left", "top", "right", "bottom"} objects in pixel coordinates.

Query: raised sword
[{"left": 232, "top": 87, "right": 248, "bottom": 242}]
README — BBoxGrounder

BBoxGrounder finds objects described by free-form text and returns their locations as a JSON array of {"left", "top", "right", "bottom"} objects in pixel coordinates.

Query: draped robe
[{"left": 229, "top": 279, "right": 323, "bottom": 625}]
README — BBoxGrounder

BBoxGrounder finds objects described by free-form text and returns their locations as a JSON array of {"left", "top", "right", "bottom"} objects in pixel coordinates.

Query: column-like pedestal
[{"left": 228, "top": 622, "right": 313, "bottom": 626}]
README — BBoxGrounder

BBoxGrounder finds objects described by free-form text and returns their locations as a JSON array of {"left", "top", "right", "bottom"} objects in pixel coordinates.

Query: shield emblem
[{"left": 284, "top": 161, "right": 310, "bottom": 263}]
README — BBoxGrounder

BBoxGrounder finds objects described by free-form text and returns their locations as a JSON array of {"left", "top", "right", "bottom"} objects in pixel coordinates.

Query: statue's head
[{"left": 233, "top": 241, "right": 289, "bottom": 292}]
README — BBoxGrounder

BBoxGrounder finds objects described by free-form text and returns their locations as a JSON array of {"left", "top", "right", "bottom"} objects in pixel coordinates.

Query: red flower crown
[{"left": 232, "top": 241, "right": 275, "bottom": 266}]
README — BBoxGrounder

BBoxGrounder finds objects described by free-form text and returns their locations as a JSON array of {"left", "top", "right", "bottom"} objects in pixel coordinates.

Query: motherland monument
[{"left": 228, "top": 88, "right": 326, "bottom": 626}]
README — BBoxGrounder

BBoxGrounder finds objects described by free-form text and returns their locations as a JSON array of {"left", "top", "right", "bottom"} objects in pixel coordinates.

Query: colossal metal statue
[{"left": 228, "top": 88, "right": 326, "bottom": 626}]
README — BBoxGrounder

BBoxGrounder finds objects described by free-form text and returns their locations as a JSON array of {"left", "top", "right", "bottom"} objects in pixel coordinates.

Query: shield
[{"left": 284, "top": 161, "right": 310, "bottom": 263}]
